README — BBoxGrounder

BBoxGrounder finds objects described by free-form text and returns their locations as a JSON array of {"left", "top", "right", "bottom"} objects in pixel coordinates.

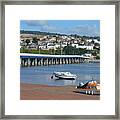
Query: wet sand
[{"left": 20, "top": 83, "right": 100, "bottom": 100}]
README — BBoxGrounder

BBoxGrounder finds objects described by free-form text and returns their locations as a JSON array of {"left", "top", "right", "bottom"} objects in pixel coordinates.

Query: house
[
  {"left": 47, "top": 43, "right": 55, "bottom": 50},
  {"left": 93, "top": 39, "right": 100, "bottom": 44},
  {"left": 78, "top": 45, "right": 94, "bottom": 50},
  {"left": 71, "top": 43, "right": 79, "bottom": 48},
  {"left": 29, "top": 43, "right": 38, "bottom": 50}
]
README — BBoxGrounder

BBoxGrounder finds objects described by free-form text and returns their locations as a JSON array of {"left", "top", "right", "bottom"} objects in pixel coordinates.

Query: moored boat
[
  {"left": 53, "top": 72, "right": 77, "bottom": 80},
  {"left": 76, "top": 80, "right": 98, "bottom": 89}
]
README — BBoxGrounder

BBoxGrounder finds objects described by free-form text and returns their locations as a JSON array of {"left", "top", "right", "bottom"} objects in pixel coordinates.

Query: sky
[{"left": 20, "top": 20, "right": 100, "bottom": 36}]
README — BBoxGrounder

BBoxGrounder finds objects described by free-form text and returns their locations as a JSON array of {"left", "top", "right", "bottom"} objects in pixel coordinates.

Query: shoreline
[{"left": 20, "top": 83, "right": 100, "bottom": 100}]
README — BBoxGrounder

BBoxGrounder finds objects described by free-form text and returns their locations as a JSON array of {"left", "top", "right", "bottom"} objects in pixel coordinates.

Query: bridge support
[{"left": 20, "top": 56, "right": 88, "bottom": 67}]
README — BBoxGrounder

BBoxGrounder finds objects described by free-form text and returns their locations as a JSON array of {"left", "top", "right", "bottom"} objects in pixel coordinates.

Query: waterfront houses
[{"left": 20, "top": 30, "right": 100, "bottom": 59}]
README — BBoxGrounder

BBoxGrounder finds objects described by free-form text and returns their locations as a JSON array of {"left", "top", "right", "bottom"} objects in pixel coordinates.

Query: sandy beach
[{"left": 20, "top": 83, "right": 100, "bottom": 100}]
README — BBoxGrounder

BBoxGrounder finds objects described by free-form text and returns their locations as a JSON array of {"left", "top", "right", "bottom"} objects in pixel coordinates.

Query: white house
[
  {"left": 78, "top": 45, "right": 93, "bottom": 50},
  {"left": 47, "top": 45, "right": 55, "bottom": 50},
  {"left": 93, "top": 39, "right": 100, "bottom": 44},
  {"left": 71, "top": 43, "right": 79, "bottom": 48},
  {"left": 84, "top": 53, "right": 92, "bottom": 57},
  {"left": 86, "top": 39, "right": 93, "bottom": 42},
  {"left": 55, "top": 43, "right": 60, "bottom": 48}
]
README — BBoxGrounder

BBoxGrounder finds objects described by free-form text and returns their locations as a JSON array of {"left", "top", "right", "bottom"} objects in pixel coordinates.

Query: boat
[
  {"left": 76, "top": 80, "right": 98, "bottom": 89},
  {"left": 53, "top": 72, "right": 77, "bottom": 80}
]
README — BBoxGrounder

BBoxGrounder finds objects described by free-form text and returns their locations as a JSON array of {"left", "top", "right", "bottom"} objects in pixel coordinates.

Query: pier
[{"left": 20, "top": 53, "right": 90, "bottom": 67}]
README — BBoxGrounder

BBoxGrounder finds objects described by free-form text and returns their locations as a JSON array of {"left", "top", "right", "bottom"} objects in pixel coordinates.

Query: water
[{"left": 20, "top": 63, "right": 100, "bottom": 86}]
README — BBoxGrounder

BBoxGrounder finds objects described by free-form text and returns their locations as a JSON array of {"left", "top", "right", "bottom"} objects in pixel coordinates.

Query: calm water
[{"left": 20, "top": 63, "right": 100, "bottom": 86}]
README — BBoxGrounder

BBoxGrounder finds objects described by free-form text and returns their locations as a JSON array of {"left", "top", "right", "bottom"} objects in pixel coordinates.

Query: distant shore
[{"left": 20, "top": 83, "right": 100, "bottom": 100}]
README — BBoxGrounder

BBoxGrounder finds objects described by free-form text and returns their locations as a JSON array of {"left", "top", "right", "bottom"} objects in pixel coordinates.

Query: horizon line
[{"left": 20, "top": 29, "right": 100, "bottom": 37}]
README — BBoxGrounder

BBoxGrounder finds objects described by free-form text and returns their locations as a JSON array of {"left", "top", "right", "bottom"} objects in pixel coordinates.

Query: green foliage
[
  {"left": 20, "top": 48, "right": 50, "bottom": 54},
  {"left": 91, "top": 49, "right": 99, "bottom": 56},
  {"left": 26, "top": 39, "right": 30, "bottom": 45},
  {"left": 63, "top": 45, "right": 74, "bottom": 55},
  {"left": 63, "top": 45, "right": 86, "bottom": 55},
  {"left": 32, "top": 37, "right": 38, "bottom": 45},
  {"left": 20, "top": 46, "right": 100, "bottom": 59},
  {"left": 54, "top": 48, "right": 61, "bottom": 55},
  {"left": 96, "top": 55, "right": 100, "bottom": 59}
]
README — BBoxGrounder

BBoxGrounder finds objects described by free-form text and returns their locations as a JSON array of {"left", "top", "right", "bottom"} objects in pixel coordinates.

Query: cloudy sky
[{"left": 20, "top": 20, "right": 100, "bottom": 36}]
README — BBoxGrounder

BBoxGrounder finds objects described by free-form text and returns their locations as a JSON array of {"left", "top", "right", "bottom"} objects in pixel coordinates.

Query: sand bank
[{"left": 20, "top": 83, "right": 100, "bottom": 100}]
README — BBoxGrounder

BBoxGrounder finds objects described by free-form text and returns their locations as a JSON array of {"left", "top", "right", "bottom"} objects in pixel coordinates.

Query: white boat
[{"left": 53, "top": 72, "right": 77, "bottom": 80}]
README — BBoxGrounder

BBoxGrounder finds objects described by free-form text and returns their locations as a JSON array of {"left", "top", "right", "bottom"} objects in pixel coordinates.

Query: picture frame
[{"left": 0, "top": 0, "right": 119, "bottom": 119}]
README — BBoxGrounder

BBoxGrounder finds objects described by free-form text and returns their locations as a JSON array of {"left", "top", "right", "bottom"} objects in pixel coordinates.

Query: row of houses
[
  {"left": 38, "top": 42, "right": 94, "bottom": 50},
  {"left": 20, "top": 33, "right": 100, "bottom": 51}
]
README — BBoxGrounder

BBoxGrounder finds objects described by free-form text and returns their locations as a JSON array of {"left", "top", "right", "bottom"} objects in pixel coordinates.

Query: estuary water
[{"left": 20, "top": 63, "right": 100, "bottom": 86}]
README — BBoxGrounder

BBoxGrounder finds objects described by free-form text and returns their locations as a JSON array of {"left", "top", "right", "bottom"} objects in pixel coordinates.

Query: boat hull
[
  {"left": 53, "top": 72, "right": 77, "bottom": 80},
  {"left": 55, "top": 75, "right": 76, "bottom": 80}
]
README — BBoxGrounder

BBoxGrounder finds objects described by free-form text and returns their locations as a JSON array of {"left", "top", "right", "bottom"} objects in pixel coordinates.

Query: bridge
[{"left": 20, "top": 53, "right": 90, "bottom": 67}]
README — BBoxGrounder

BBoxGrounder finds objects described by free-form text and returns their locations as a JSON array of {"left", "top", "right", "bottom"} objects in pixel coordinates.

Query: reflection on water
[
  {"left": 54, "top": 79, "right": 76, "bottom": 86},
  {"left": 20, "top": 63, "right": 100, "bottom": 86}
]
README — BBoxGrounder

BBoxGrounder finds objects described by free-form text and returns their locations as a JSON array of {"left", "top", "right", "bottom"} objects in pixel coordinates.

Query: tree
[
  {"left": 32, "top": 37, "right": 39, "bottom": 50},
  {"left": 63, "top": 45, "right": 87, "bottom": 55},
  {"left": 55, "top": 48, "right": 61, "bottom": 55},
  {"left": 91, "top": 50, "right": 98, "bottom": 56},
  {"left": 26, "top": 39, "right": 30, "bottom": 46},
  {"left": 32, "top": 37, "right": 38, "bottom": 45},
  {"left": 79, "top": 48, "right": 86, "bottom": 55},
  {"left": 96, "top": 55, "right": 100, "bottom": 59},
  {"left": 63, "top": 45, "right": 75, "bottom": 55}
]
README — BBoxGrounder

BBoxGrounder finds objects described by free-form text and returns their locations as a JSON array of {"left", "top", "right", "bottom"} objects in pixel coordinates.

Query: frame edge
[{"left": 0, "top": 0, "right": 119, "bottom": 119}]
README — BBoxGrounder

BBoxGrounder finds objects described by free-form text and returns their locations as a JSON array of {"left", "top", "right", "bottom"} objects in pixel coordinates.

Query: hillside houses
[{"left": 20, "top": 31, "right": 100, "bottom": 59}]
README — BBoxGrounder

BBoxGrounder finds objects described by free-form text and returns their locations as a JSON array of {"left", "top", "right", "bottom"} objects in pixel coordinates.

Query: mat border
[{"left": 0, "top": 0, "right": 119, "bottom": 119}]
